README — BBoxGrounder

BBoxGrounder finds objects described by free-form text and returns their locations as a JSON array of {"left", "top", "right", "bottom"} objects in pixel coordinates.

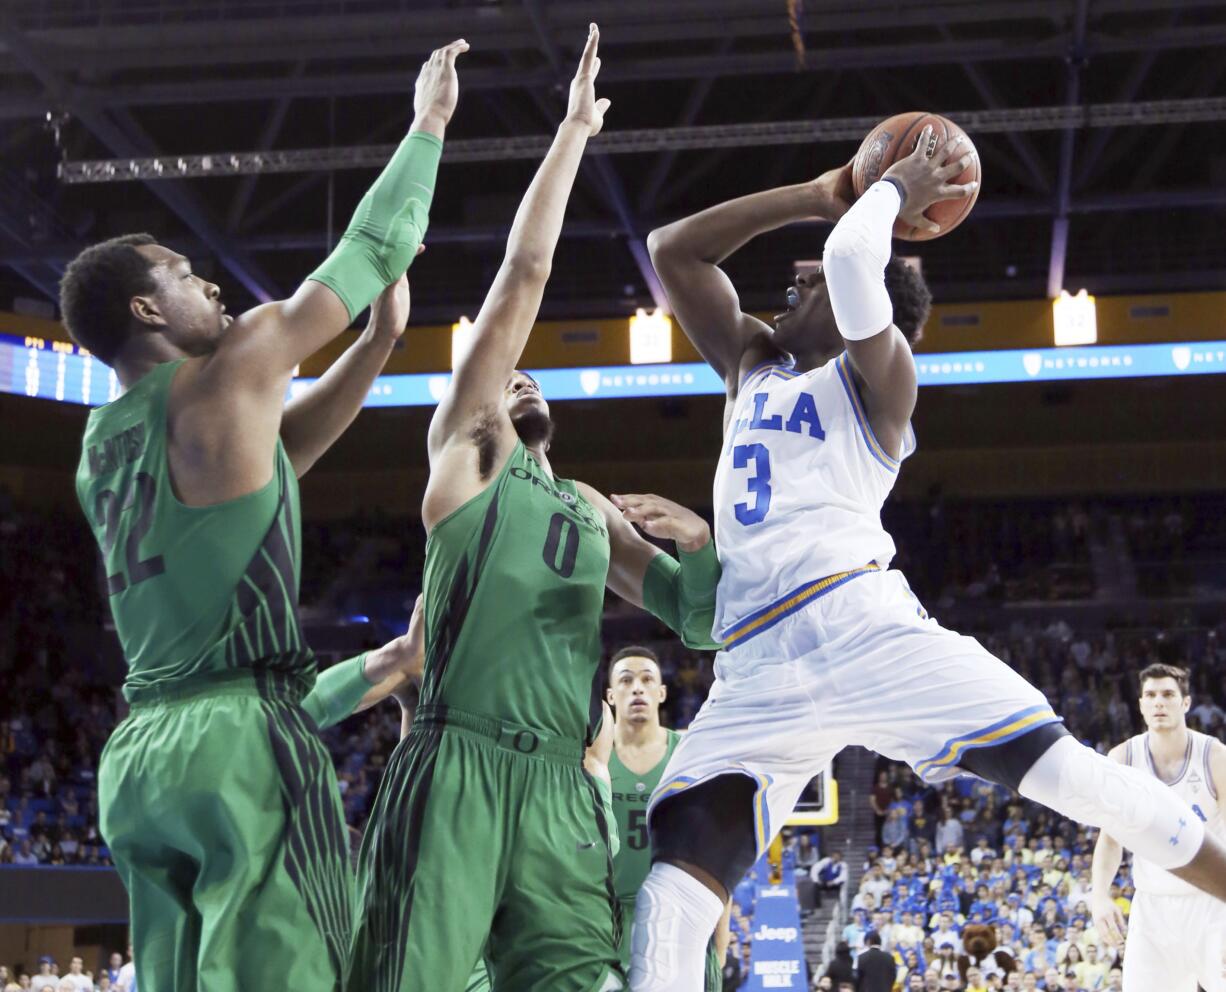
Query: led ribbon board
[{"left": 4, "top": 331, "right": 1226, "bottom": 408}]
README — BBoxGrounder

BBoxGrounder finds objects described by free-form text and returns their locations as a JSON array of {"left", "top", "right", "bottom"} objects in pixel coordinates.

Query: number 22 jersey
[
  {"left": 75, "top": 359, "right": 312, "bottom": 700},
  {"left": 711, "top": 355, "right": 916, "bottom": 643}
]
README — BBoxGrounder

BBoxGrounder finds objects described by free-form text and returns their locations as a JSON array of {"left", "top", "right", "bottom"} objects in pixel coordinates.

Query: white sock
[
  {"left": 1019, "top": 735, "right": 1204, "bottom": 870},
  {"left": 629, "top": 863, "right": 725, "bottom": 992}
]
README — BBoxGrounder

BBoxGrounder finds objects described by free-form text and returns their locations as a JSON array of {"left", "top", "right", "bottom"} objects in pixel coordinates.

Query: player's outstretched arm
[
  {"left": 301, "top": 594, "right": 425, "bottom": 731},
  {"left": 426, "top": 25, "right": 609, "bottom": 474},
  {"left": 582, "top": 486, "right": 723, "bottom": 651},
  {"left": 1089, "top": 743, "right": 1128, "bottom": 949},
  {"left": 165, "top": 43, "right": 463, "bottom": 505},
  {"left": 823, "top": 126, "right": 977, "bottom": 441},
  {"left": 647, "top": 167, "right": 853, "bottom": 386},
  {"left": 280, "top": 270, "right": 414, "bottom": 477},
  {"left": 212, "top": 41, "right": 464, "bottom": 387}
]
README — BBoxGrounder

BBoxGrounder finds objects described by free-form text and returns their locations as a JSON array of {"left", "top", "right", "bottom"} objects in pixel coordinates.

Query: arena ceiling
[{"left": 1, "top": 0, "right": 1225, "bottom": 323}]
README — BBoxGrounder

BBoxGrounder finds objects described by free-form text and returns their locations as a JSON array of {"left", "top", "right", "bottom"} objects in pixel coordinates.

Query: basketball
[{"left": 851, "top": 112, "right": 981, "bottom": 241}]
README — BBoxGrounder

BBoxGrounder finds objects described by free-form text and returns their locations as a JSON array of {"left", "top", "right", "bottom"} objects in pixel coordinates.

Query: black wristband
[{"left": 880, "top": 176, "right": 907, "bottom": 208}]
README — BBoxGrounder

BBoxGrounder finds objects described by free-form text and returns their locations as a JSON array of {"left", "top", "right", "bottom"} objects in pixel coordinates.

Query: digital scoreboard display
[
  {"left": 4, "top": 330, "right": 1225, "bottom": 409},
  {"left": 0, "top": 332, "right": 121, "bottom": 407}
]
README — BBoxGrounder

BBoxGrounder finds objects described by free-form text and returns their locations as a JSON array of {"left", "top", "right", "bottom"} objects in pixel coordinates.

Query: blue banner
[
  {"left": 5, "top": 329, "right": 1226, "bottom": 408},
  {"left": 743, "top": 873, "right": 808, "bottom": 992}
]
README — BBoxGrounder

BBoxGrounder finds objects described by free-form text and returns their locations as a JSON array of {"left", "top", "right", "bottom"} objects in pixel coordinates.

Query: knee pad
[
  {"left": 650, "top": 774, "right": 757, "bottom": 897},
  {"left": 1020, "top": 736, "right": 1204, "bottom": 870},
  {"left": 630, "top": 864, "right": 724, "bottom": 992}
]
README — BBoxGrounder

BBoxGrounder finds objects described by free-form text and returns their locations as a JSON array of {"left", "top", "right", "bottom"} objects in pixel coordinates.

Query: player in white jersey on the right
[
  {"left": 1091, "top": 663, "right": 1226, "bottom": 992},
  {"left": 620, "top": 127, "right": 1226, "bottom": 991}
]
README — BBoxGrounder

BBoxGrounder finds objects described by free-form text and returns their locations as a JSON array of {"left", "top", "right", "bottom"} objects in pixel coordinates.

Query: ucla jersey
[
  {"left": 712, "top": 355, "right": 915, "bottom": 645},
  {"left": 1123, "top": 730, "right": 1223, "bottom": 896}
]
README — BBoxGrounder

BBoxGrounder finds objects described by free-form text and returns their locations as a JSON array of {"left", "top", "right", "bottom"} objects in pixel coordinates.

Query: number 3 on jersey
[{"left": 732, "top": 443, "right": 771, "bottom": 525}]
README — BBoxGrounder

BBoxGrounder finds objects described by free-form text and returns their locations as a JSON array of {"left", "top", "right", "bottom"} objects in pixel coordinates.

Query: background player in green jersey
[
  {"left": 347, "top": 24, "right": 723, "bottom": 992},
  {"left": 62, "top": 40, "right": 468, "bottom": 992},
  {"left": 606, "top": 646, "right": 730, "bottom": 992}
]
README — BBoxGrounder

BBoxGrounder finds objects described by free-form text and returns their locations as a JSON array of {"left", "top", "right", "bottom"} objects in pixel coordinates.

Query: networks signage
[{"left": 4, "top": 331, "right": 1225, "bottom": 408}]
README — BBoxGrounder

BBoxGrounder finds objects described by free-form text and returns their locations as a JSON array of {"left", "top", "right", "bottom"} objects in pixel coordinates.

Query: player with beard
[
  {"left": 626, "top": 131, "right": 1226, "bottom": 991},
  {"left": 346, "top": 26, "right": 722, "bottom": 992}
]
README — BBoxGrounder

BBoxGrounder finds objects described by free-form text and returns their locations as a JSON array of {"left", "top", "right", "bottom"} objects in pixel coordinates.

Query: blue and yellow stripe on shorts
[
  {"left": 720, "top": 564, "right": 880, "bottom": 648},
  {"left": 652, "top": 766, "right": 777, "bottom": 856},
  {"left": 914, "top": 704, "right": 1061, "bottom": 780}
]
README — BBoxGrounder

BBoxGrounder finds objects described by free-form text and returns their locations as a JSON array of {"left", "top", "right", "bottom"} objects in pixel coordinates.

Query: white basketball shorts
[
  {"left": 648, "top": 568, "right": 1060, "bottom": 856},
  {"left": 1124, "top": 889, "right": 1226, "bottom": 992}
]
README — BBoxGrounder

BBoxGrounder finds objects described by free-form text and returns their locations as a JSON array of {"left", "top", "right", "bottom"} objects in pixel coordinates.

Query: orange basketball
[{"left": 851, "top": 112, "right": 981, "bottom": 241}]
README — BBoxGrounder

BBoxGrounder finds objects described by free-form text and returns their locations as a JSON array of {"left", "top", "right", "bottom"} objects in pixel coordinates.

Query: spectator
[
  {"left": 823, "top": 942, "right": 856, "bottom": 987},
  {"left": 935, "top": 808, "right": 964, "bottom": 856},
  {"left": 795, "top": 832, "right": 820, "bottom": 872},
  {"left": 855, "top": 931, "right": 895, "bottom": 992},
  {"left": 114, "top": 948, "right": 134, "bottom": 992},
  {"left": 859, "top": 863, "right": 891, "bottom": 906},
  {"left": 60, "top": 960, "right": 89, "bottom": 992},
  {"left": 871, "top": 771, "right": 891, "bottom": 847},
  {"left": 883, "top": 806, "right": 910, "bottom": 850},
  {"left": 811, "top": 850, "right": 848, "bottom": 908},
  {"left": 102, "top": 956, "right": 121, "bottom": 989}
]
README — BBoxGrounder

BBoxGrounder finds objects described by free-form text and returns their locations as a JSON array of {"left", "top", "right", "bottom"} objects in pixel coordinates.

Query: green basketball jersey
[
  {"left": 420, "top": 441, "right": 610, "bottom": 741},
  {"left": 610, "top": 728, "right": 682, "bottom": 902},
  {"left": 75, "top": 360, "right": 311, "bottom": 700}
]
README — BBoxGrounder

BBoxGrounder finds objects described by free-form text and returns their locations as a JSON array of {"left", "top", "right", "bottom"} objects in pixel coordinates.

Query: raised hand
[
  {"left": 566, "top": 23, "right": 612, "bottom": 136},
  {"left": 882, "top": 125, "right": 978, "bottom": 235},
  {"left": 366, "top": 266, "right": 415, "bottom": 344},
  {"left": 812, "top": 161, "right": 856, "bottom": 222},
  {"left": 413, "top": 39, "right": 469, "bottom": 131},
  {"left": 611, "top": 493, "right": 711, "bottom": 553}
]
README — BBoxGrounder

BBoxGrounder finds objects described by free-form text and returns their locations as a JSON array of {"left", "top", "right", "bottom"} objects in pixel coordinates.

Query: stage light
[
  {"left": 1053, "top": 289, "right": 1097, "bottom": 346},
  {"left": 452, "top": 316, "right": 474, "bottom": 369},
  {"left": 629, "top": 308, "right": 672, "bottom": 365}
]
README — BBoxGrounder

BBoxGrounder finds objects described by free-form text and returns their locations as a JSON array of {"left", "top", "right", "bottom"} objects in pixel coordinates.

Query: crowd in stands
[
  {"left": 803, "top": 615, "right": 1226, "bottom": 992},
  {"left": 3, "top": 492, "right": 1225, "bottom": 989},
  {"left": 0, "top": 950, "right": 134, "bottom": 992}
]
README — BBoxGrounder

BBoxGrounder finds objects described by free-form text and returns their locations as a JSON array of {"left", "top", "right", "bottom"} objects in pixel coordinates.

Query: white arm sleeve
[{"left": 821, "top": 179, "right": 902, "bottom": 341}]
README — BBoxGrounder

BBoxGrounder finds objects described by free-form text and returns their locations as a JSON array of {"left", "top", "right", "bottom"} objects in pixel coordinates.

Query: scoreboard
[{"left": 0, "top": 332, "right": 121, "bottom": 407}]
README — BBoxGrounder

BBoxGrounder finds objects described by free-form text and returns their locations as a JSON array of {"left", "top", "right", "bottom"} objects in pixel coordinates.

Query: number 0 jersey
[
  {"left": 74, "top": 359, "right": 311, "bottom": 700},
  {"left": 609, "top": 728, "right": 682, "bottom": 902},
  {"left": 420, "top": 441, "right": 611, "bottom": 742},
  {"left": 712, "top": 355, "right": 915, "bottom": 644}
]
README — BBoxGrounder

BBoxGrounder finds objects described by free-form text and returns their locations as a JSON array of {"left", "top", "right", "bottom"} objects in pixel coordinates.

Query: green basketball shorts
[
  {"left": 347, "top": 705, "right": 622, "bottom": 992},
  {"left": 99, "top": 669, "right": 353, "bottom": 992}
]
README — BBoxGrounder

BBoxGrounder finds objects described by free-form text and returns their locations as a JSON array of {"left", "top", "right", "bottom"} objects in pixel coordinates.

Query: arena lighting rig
[{"left": 56, "top": 97, "right": 1226, "bottom": 183}]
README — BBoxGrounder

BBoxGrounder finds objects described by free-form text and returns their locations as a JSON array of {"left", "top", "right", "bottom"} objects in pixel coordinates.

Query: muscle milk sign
[{"left": 742, "top": 878, "right": 807, "bottom": 991}]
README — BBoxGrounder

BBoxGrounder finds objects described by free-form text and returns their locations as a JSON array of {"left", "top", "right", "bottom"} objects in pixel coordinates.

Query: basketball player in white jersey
[
  {"left": 618, "top": 126, "right": 1226, "bottom": 991},
  {"left": 1091, "top": 663, "right": 1226, "bottom": 991}
]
